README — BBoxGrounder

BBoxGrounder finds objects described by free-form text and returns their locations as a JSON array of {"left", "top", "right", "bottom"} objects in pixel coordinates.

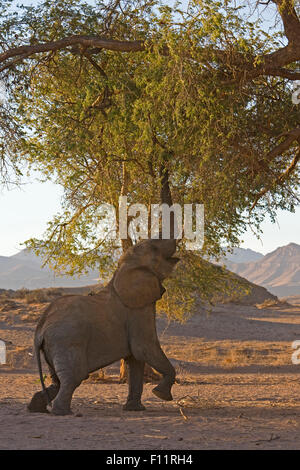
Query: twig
[
  {"left": 178, "top": 406, "right": 189, "bottom": 421},
  {"left": 252, "top": 433, "right": 280, "bottom": 444}
]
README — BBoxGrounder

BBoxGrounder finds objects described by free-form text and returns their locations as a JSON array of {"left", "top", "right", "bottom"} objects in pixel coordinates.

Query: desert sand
[{"left": 1, "top": 297, "right": 300, "bottom": 450}]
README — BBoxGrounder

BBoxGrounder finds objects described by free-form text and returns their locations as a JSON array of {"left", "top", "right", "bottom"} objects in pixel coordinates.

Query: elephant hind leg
[
  {"left": 28, "top": 368, "right": 60, "bottom": 413},
  {"left": 50, "top": 350, "right": 88, "bottom": 416},
  {"left": 51, "top": 380, "right": 78, "bottom": 416}
]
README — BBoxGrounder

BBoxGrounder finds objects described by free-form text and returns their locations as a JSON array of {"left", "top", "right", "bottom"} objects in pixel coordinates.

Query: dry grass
[
  {"left": 1, "top": 288, "right": 63, "bottom": 305},
  {"left": 5, "top": 346, "right": 35, "bottom": 369},
  {"left": 22, "top": 288, "right": 63, "bottom": 304},
  {"left": 83, "top": 369, "right": 108, "bottom": 383},
  {"left": 164, "top": 339, "right": 292, "bottom": 372}
]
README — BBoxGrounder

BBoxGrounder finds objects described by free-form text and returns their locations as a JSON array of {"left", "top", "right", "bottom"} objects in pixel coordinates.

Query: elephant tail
[{"left": 34, "top": 333, "right": 51, "bottom": 405}]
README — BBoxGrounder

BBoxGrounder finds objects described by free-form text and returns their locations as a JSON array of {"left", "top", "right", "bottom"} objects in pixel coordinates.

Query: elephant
[{"left": 28, "top": 237, "right": 179, "bottom": 415}]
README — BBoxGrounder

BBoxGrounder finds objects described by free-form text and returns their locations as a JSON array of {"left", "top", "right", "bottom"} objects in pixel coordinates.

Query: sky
[
  {"left": 0, "top": 0, "right": 299, "bottom": 257},
  {"left": 0, "top": 177, "right": 63, "bottom": 256}
]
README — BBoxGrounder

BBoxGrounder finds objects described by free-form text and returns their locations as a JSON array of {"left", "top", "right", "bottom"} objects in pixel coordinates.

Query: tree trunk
[
  {"left": 119, "top": 360, "right": 161, "bottom": 384},
  {"left": 118, "top": 161, "right": 173, "bottom": 384}
]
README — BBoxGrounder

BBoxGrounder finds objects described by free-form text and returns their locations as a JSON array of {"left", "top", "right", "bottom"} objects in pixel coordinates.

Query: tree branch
[
  {"left": 0, "top": 1, "right": 299, "bottom": 82},
  {"left": 250, "top": 127, "right": 300, "bottom": 211},
  {"left": 264, "top": 127, "right": 300, "bottom": 162},
  {"left": 0, "top": 35, "right": 144, "bottom": 71},
  {"left": 250, "top": 147, "right": 300, "bottom": 211},
  {"left": 271, "top": 0, "right": 300, "bottom": 44},
  {"left": 264, "top": 67, "right": 300, "bottom": 80},
  {"left": 278, "top": 148, "right": 300, "bottom": 182}
]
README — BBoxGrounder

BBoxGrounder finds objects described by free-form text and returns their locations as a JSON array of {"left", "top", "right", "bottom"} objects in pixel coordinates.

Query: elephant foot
[
  {"left": 152, "top": 385, "right": 173, "bottom": 401},
  {"left": 51, "top": 404, "right": 73, "bottom": 416},
  {"left": 27, "top": 392, "right": 49, "bottom": 413},
  {"left": 123, "top": 401, "right": 146, "bottom": 411}
]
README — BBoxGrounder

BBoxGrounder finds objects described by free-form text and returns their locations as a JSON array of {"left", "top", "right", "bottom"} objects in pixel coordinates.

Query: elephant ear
[{"left": 113, "top": 264, "right": 162, "bottom": 308}]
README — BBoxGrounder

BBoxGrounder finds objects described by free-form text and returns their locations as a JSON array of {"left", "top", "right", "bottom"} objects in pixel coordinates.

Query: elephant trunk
[
  {"left": 158, "top": 164, "right": 177, "bottom": 257},
  {"left": 155, "top": 238, "right": 176, "bottom": 258}
]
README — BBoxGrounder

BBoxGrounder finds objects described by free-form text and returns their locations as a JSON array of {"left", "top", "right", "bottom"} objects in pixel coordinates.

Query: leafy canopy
[{"left": 0, "top": 0, "right": 299, "bottom": 318}]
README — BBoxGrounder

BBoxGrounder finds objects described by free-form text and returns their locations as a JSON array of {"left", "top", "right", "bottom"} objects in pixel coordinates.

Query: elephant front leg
[
  {"left": 131, "top": 341, "right": 176, "bottom": 402},
  {"left": 123, "top": 356, "right": 146, "bottom": 411},
  {"left": 150, "top": 346, "right": 176, "bottom": 402}
]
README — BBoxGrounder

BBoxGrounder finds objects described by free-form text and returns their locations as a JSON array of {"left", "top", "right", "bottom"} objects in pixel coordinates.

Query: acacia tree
[{"left": 0, "top": 0, "right": 299, "bottom": 320}]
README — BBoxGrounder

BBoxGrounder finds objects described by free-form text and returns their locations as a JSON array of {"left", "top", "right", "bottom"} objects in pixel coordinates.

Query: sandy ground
[{"left": 1, "top": 298, "right": 300, "bottom": 450}]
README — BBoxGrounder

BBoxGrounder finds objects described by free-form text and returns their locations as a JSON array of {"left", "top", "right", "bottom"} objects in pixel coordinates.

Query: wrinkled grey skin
[{"left": 28, "top": 238, "right": 179, "bottom": 415}]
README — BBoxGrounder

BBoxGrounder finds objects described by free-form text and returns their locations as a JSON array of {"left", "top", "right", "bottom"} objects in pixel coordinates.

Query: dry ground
[{"left": 1, "top": 297, "right": 300, "bottom": 450}]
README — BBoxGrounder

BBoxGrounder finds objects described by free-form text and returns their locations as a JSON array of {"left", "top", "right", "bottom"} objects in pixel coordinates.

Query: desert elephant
[{"left": 28, "top": 238, "right": 179, "bottom": 415}]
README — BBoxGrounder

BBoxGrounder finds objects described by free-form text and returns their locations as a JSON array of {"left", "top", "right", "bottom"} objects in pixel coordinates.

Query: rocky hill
[
  {"left": 225, "top": 243, "right": 300, "bottom": 297},
  {"left": 0, "top": 249, "right": 100, "bottom": 289}
]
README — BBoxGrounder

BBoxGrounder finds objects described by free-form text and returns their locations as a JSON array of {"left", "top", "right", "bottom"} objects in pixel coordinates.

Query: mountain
[
  {"left": 225, "top": 243, "right": 300, "bottom": 297},
  {"left": 1, "top": 244, "right": 298, "bottom": 298},
  {"left": 223, "top": 247, "right": 264, "bottom": 264},
  {"left": 0, "top": 249, "right": 101, "bottom": 290}
]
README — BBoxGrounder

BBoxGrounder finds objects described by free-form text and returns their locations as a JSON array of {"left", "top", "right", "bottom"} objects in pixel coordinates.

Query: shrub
[{"left": 24, "top": 290, "right": 50, "bottom": 304}]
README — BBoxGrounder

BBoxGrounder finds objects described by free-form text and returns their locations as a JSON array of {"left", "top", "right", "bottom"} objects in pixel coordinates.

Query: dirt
[{"left": 1, "top": 298, "right": 300, "bottom": 450}]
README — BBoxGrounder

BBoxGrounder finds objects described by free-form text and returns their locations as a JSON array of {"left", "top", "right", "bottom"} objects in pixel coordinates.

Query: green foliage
[
  {"left": 0, "top": 0, "right": 299, "bottom": 319},
  {"left": 157, "top": 249, "right": 251, "bottom": 321}
]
